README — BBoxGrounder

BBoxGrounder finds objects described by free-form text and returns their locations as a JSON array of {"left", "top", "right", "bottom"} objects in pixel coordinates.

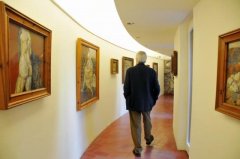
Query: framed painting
[
  {"left": 152, "top": 62, "right": 158, "bottom": 76},
  {"left": 76, "top": 38, "right": 99, "bottom": 111},
  {"left": 216, "top": 28, "right": 240, "bottom": 119},
  {"left": 171, "top": 51, "right": 178, "bottom": 76},
  {"left": 0, "top": 2, "right": 52, "bottom": 110},
  {"left": 122, "top": 57, "right": 134, "bottom": 83},
  {"left": 111, "top": 58, "right": 118, "bottom": 74}
]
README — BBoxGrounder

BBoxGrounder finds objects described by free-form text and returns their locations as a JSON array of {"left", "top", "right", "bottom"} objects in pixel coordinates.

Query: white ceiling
[
  {"left": 52, "top": 0, "right": 169, "bottom": 58},
  {"left": 114, "top": 0, "right": 199, "bottom": 56}
]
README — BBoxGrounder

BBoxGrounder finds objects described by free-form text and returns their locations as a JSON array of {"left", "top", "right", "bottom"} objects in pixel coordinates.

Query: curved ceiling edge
[{"left": 50, "top": 0, "right": 170, "bottom": 59}]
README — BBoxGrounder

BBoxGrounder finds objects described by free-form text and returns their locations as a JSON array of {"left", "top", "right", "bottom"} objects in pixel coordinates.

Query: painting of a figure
[
  {"left": 0, "top": 1, "right": 51, "bottom": 110},
  {"left": 76, "top": 38, "right": 99, "bottom": 110},
  {"left": 225, "top": 41, "right": 240, "bottom": 106},
  {"left": 9, "top": 22, "right": 44, "bottom": 95},
  {"left": 80, "top": 46, "right": 97, "bottom": 104},
  {"left": 122, "top": 57, "right": 134, "bottom": 83}
]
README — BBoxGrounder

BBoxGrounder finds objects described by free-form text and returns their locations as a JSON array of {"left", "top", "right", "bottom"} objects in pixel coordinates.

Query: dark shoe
[
  {"left": 132, "top": 150, "right": 141, "bottom": 157},
  {"left": 146, "top": 135, "right": 154, "bottom": 145}
]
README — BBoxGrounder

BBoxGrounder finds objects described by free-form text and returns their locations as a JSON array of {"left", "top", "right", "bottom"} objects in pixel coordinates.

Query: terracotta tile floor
[{"left": 81, "top": 95, "right": 188, "bottom": 159}]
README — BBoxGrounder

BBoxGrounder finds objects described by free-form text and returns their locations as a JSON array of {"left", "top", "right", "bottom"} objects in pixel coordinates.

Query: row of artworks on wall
[
  {"left": 2, "top": 2, "right": 240, "bottom": 120},
  {"left": 0, "top": 2, "right": 158, "bottom": 111},
  {"left": 110, "top": 57, "right": 158, "bottom": 82},
  {"left": 0, "top": 2, "right": 98, "bottom": 111},
  {"left": 76, "top": 39, "right": 159, "bottom": 111}
]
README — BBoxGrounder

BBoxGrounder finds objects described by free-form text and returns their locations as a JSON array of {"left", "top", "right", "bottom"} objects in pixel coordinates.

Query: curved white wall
[
  {"left": 0, "top": 0, "right": 164, "bottom": 159},
  {"left": 190, "top": 0, "right": 240, "bottom": 158}
]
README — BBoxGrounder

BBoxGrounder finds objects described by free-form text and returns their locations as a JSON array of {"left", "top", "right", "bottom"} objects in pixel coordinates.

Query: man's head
[{"left": 136, "top": 51, "right": 147, "bottom": 64}]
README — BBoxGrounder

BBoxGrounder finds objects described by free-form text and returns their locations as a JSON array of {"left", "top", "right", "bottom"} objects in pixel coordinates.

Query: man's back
[{"left": 124, "top": 63, "right": 160, "bottom": 112}]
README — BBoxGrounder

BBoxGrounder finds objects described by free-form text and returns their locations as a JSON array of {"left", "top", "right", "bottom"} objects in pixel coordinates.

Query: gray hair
[{"left": 136, "top": 51, "right": 147, "bottom": 64}]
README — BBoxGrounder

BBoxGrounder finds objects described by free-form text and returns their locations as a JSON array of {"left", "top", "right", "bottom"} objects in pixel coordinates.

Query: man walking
[{"left": 123, "top": 51, "right": 160, "bottom": 157}]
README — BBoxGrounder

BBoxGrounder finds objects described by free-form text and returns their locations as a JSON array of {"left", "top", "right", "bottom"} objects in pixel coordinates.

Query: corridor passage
[{"left": 81, "top": 96, "right": 188, "bottom": 159}]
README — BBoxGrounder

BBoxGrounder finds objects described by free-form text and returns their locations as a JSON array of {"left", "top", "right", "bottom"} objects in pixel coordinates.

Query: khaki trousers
[{"left": 129, "top": 111, "right": 152, "bottom": 153}]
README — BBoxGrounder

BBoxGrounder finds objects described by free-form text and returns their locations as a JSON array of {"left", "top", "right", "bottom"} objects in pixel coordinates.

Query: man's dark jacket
[{"left": 123, "top": 63, "right": 160, "bottom": 112}]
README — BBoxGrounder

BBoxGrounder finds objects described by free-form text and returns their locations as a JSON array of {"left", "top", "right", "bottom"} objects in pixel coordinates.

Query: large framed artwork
[
  {"left": 111, "top": 58, "right": 118, "bottom": 74},
  {"left": 0, "top": 2, "right": 52, "bottom": 110},
  {"left": 153, "top": 62, "right": 158, "bottom": 76},
  {"left": 216, "top": 28, "right": 240, "bottom": 119},
  {"left": 76, "top": 38, "right": 99, "bottom": 111},
  {"left": 122, "top": 57, "right": 134, "bottom": 83}
]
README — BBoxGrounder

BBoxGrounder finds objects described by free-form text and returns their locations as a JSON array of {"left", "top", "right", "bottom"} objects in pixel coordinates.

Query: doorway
[{"left": 186, "top": 28, "right": 193, "bottom": 151}]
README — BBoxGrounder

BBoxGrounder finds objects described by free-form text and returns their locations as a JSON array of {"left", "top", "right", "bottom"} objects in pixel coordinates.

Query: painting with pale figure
[{"left": 9, "top": 22, "right": 44, "bottom": 95}]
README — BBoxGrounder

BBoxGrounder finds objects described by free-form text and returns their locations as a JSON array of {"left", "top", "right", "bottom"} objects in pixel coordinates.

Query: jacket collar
[{"left": 137, "top": 62, "right": 145, "bottom": 66}]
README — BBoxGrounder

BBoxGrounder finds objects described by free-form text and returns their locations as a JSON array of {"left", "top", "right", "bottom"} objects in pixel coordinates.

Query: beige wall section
[
  {"left": 190, "top": 0, "right": 240, "bottom": 158},
  {"left": 173, "top": 15, "right": 192, "bottom": 150},
  {"left": 0, "top": 0, "right": 164, "bottom": 159}
]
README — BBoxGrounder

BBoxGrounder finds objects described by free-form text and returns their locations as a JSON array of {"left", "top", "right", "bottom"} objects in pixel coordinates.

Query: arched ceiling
[{"left": 114, "top": 0, "right": 199, "bottom": 56}]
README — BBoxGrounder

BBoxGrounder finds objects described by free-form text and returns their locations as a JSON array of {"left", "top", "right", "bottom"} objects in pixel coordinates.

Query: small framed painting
[
  {"left": 171, "top": 51, "right": 178, "bottom": 76},
  {"left": 111, "top": 59, "right": 118, "bottom": 74},
  {"left": 122, "top": 57, "right": 134, "bottom": 83},
  {"left": 216, "top": 28, "right": 240, "bottom": 119}
]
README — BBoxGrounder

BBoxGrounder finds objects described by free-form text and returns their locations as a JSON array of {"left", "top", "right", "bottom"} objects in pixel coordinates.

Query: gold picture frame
[
  {"left": 0, "top": 2, "right": 52, "bottom": 109},
  {"left": 111, "top": 58, "right": 118, "bottom": 74},
  {"left": 122, "top": 57, "right": 134, "bottom": 83},
  {"left": 216, "top": 28, "right": 240, "bottom": 119},
  {"left": 76, "top": 38, "right": 99, "bottom": 111}
]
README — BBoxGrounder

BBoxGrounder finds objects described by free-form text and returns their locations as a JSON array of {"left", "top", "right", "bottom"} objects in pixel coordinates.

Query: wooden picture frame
[
  {"left": 152, "top": 62, "right": 158, "bottom": 76},
  {"left": 171, "top": 51, "right": 178, "bottom": 76},
  {"left": 216, "top": 28, "right": 240, "bottom": 119},
  {"left": 76, "top": 38, "right": 99, "bottom": 111},
  {"left": 110, "top": 58, "right": 118, "bottom": 74},
  {"left": 122, "top": 57, "right": 134, "bottom": 83},
  {"left": 0, "top": 2, "right": 52, "bottom": 110}
]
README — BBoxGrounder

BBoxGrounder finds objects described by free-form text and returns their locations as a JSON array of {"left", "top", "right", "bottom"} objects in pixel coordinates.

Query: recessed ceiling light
[{"left": 127, "top": 22, "right": 135, "bottom": 25}]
